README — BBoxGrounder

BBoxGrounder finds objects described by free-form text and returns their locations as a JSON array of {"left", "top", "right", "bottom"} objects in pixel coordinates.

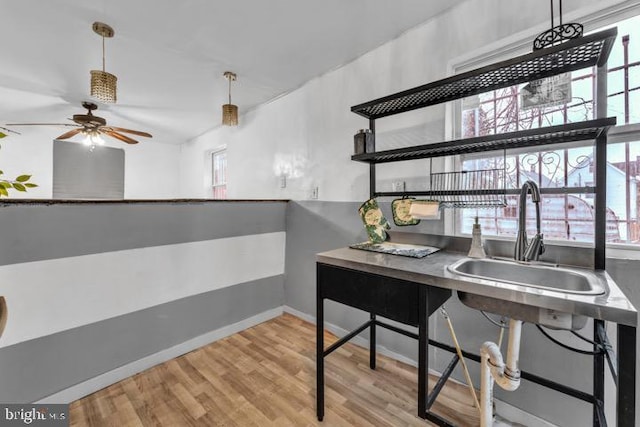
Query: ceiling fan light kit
[
  {"left": 222, "top": 71, "right": 238, "bottom": 126},
  {"left": 82, "top": 129, "right": 105, "bottom": 147},
  {"left": 6, "top": 101, "right": 152, "bottom": 146},
  {"left": 90, "top": 22, "right": 117, "bottom": 103}
]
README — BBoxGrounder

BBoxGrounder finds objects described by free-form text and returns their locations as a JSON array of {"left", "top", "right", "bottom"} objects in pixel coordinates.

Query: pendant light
[
  {"left": 90, "top": 22, "right": 117, "bottom": 103},
  {"left": 222, "top": 71, "right": 238, "bottom": 126}
]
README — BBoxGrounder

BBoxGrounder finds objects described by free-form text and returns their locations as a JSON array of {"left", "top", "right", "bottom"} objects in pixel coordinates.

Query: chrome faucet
[{"left": 514, "top": 180, "right": 545, "bottom": 261}]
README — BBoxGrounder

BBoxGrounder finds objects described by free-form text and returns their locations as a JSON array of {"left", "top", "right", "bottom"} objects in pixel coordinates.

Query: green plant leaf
[
  {"left": 0, "top": 170, "right": 4, "bottom": 175},
  {"left": 0, "top": 181, "right": 11, "bottom": 189},
  {"left": 24, "top": 183, "right": 38, "bottom": 188},
  {"left": 12, "top": 183, "right": 26, "bottom": 192},
  {"left": 0, "top": 187, "right": 8, "bottom": 197},
  {"left": 16, "top": 175, "right": 31, "bottom": 182},
  {"left": 0, "top": 132, "right": 6, "bottom": 139}
]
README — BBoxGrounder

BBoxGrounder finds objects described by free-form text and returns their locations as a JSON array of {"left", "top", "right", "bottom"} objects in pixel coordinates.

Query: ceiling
[{"left": 1, "top": 0, "right": 467, "bottom": 145}]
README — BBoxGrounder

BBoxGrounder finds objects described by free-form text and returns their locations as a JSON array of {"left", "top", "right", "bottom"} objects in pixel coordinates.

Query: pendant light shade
[
  {"left": 222, "top": 71, "right": 238, "bottom": 126},
  {"left": 90, "top": 22, "right": 117, "bottom": 103},
  {"left": 90, "top": 70, "right": 117, "bottom": 103}
]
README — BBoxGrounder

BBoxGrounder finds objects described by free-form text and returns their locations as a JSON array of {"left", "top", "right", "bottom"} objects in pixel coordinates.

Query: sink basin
[
  {"left": 447, "top": 258, "right": 605, "bottom": 295},
  {"left": 446, "top": 258, "right": 605, "bottom": 330}
]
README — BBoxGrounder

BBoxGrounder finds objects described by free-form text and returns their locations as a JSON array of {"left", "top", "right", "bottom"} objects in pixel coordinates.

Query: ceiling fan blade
[
  {"left": 104, "top": 130, "right": 139, "bottom": 144},
  {"left": 5, "top": 123, "right": 79, "bottom": 127},
  {"left": 55, "top": 128, "right": 84, "bottom": 140},
  {"left": 102, "top": 126, "right": 152, "bottom": 138}
]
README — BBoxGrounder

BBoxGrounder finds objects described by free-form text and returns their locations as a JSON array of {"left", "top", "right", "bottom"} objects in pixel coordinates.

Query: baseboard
[
  {"left": 36, "top": 306, "right": 284, "bottom": 404},
  {"left": 283, "top": 305, "right": 558, "bottom": 427},
  {"left": 37, "top": 304, "right": 558, "bottom": 427}
]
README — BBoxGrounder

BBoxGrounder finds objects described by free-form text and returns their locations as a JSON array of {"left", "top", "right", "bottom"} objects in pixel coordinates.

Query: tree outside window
[{"left": 458, "top": 14, "right": 640, "bottom": 245}]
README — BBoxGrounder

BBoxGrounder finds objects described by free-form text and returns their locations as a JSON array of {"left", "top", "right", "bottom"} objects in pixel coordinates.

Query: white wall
[
  {"left": 0, "top": 128, "right": 53, "bottom": 199},
  {"left": 0, "top": 128, "right": 182, "bottom": 199},
  {"left": 0, "top": 231, "right": 285, "bottom": 348},
  {"left": 178, "top": 0, "right": 629, "bottom": 201},
  {"left": 122, "top": 139, "right": 182, "bottom": 199}
]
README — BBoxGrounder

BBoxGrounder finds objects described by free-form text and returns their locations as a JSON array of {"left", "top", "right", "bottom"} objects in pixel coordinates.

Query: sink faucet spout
[{"left": 514, "top": 180, "right": 545, "bottom": 261}]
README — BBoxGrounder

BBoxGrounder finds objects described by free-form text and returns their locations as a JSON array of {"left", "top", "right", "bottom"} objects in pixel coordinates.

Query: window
[
  {"left": 212, "top": 149, "right": 227, "bottom": 199},
  {"left": 456, "top": 13, "right": 640, "bottom": 246}
]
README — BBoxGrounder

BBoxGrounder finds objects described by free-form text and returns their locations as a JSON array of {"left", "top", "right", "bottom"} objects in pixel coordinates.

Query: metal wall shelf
[
  {"left": 352, "top": 118, "right": 616, "bottom": 164},
  {"left": 351, "top": 26, "right": 617, "bottom": 269},
  {"left": 351, "top": 28, "right": 617, "bottom": 119},
  {"left": 374, "top": 186, "right": 596, "bottom": 199},
  {"left": 345, "top": 25, "right": 634, "bottom": 426}
]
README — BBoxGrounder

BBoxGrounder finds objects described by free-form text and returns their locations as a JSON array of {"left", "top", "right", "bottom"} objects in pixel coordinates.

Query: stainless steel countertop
[{"left": 317, "top": 247, "right": 638, "bottom": 327}]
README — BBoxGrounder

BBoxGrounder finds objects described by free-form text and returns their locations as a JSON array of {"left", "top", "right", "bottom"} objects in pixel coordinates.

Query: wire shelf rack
[
  {"left": 351, "top": 28, "right": 616, "bottom": 119},
  {"left": 429, "top": 169, "right": 507, "bottom": 208}
]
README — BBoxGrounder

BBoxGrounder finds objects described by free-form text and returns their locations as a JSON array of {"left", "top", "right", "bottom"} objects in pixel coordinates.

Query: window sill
[{"left": 457, "top": 233, "right": 640, "bottom": 261}]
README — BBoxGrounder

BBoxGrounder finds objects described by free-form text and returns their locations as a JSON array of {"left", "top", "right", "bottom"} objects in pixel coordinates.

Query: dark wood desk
[{"left": 316, "top": 262, "right": 452, "bottom": 425}]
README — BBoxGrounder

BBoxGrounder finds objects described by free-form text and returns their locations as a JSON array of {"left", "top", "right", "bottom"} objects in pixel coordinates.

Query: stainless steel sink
[
  {"left": 447, "top": 258, "right": 605, "bottom": 295},
  {"left": 446, "top": 258, "right": 605, "bottom": 330}
]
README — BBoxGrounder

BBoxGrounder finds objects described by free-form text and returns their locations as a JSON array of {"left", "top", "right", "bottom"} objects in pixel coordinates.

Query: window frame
[
  {"left": 445, "top": 3, "right": 640, "bottom": 254},
  {"left": 211, "top": 147, "right": 227, "bottom": 199}
]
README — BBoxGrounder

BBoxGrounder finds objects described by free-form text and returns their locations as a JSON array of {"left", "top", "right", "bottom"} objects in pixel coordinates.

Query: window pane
[
  {"left": 606, "top": 15, "right": 640, "bottom": 125},
  {"left": 461, "top": 74, "right": 595, "bottom": 138},
  {"left": 212, "top": 150, "right": 227, "bottom": 199},
  {"left": 213, "top": 185, "right": 226, "bottom": 199},
  {"left": 459, "top": 141, "right": 640, "bottom": 244},
  {"left": 457, "top": 14, "right": 640, "bottom": 245}
]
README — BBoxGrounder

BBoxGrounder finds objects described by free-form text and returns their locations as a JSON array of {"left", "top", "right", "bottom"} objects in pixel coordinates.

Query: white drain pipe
[{"left": 480, "top": 319, "right": 523, "bottom": 426}]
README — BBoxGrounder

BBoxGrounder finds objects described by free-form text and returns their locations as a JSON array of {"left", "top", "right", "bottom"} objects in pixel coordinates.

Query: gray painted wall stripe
[
  {"left": 0, "top": 202, "right": 286, "bottom": 266},
  {"left": 284, "top": 200, "right": 443, "bottom": 317},
  {"left": 284, "top": 200, "right": 640, "bottom": 427},
  {"left": 0, "top": 275, "right": 284, "bottom": 403}
]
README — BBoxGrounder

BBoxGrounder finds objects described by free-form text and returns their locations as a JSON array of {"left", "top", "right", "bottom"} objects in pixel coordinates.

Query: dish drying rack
[{"left": 429, "top": 168, "right": 506, "bottom": 209}]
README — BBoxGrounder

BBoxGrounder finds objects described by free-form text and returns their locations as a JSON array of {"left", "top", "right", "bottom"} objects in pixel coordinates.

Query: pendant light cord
[
  {"left": 102, "top": 35, "right": 106, "bottom": 72},
  {"left": 228, "top": 77, "right": 232, "bottom": 104}
]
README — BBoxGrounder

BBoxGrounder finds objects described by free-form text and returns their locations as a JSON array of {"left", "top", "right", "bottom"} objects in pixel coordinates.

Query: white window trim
[
  {"left": 209, "top": 146, "right": 227, "bottom": 198},
  {"left": 442, "top": 1, "right": 640, "bottom": 256}
]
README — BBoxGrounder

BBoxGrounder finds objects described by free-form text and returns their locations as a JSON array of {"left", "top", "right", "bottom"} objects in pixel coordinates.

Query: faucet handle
[{"left": 523, "top": 233, "right": 545, "bottom": 261}]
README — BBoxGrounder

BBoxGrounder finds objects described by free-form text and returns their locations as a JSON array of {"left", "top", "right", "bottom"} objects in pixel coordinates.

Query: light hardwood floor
[{"left": 70, "top": 313, "right": 480, "bottom": 426}]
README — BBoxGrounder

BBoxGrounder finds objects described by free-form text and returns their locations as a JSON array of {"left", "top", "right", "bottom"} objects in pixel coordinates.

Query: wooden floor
[{"left": 70, "top": 313, "right": 480, "bottom": 426}]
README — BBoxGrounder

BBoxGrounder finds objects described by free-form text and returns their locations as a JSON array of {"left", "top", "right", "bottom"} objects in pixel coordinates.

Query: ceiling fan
[{"left": 6, "top": 102, "right": 152, "bottom": 145}]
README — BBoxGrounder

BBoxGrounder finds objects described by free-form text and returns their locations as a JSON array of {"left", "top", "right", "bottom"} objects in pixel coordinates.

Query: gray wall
[
  {"left": 0, "top": 201, "right": 287, "bottom": 403},
  {"left": 1, "top": 198, "right": 637, "bottom": 424},
  {"left": 53, "top": 141, "right": 125, "bottom": 199},
  {"left": 285, "top": 200, "right": 640, "bottom": 427},
  {"left": 0, "top": 276, "right": 282, "bottom": 403},
  {"left": 0, "top": 200, "right": 286, "bottom": 266}
]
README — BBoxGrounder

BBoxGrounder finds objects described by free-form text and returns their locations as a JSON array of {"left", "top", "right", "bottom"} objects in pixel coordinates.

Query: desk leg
[
  {"left": 418, "top": 286, "right": 429, "bottom": 419},
  {"left": 593, "top": 319, "right": 605, "bottom": 426},
  {"left": 618, "top": 324, "right": 636, "bottom": 427},
  {"left": 316, "top": 270, "right": 324, "bottom": 422},
  {"left": 370, "top": 313, "right": 377, "bottom": 370}
]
